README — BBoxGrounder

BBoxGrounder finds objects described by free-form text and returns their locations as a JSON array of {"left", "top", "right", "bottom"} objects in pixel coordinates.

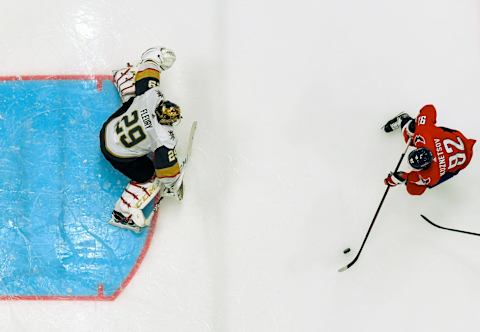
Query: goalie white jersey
[{"left": 103, "top": 86, "right": 176, "bottom": 159}]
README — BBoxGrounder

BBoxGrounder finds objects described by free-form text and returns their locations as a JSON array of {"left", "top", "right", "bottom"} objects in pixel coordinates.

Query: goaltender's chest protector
[{"left": 104, "top": 87, "right": 176, "bottom": 158}]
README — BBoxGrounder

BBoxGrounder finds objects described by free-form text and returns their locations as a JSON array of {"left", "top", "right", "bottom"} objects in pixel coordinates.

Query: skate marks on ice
[{"left": 0, "top": 76, "right": 158, "bottom": 300}]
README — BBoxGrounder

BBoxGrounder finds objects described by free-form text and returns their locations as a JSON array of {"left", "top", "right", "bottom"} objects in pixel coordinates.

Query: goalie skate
[
  {"left": 109, "top": 194, "right": 163, "bottom": 233},
  {"left": 108, "top": 210, "right": 142, "bottom": 233}
]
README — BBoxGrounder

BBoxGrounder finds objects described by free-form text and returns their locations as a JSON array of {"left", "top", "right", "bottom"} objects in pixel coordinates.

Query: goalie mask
[
  {"left": 155, "top": 100, "right": 182, "bottom": 126},
  {"left": 408, "top": 147, "right": 433, "bottom": 170}
]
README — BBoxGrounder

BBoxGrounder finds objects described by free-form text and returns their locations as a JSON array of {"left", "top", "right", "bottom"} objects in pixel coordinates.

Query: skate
[
  {"left": 108, "top": 210, "right": 142, "bottom": 233},
  {"left": 382, "top": 112, "right": 410, "bottom": 133}
]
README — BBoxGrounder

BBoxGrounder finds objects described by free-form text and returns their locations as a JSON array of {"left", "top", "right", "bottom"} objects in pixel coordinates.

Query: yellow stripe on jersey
[
  {"left": 135, "top": 68, "right": 160, "bottom": 82},
  {"left": 155, "top": 162, "right": 180, "bottom": 179}
]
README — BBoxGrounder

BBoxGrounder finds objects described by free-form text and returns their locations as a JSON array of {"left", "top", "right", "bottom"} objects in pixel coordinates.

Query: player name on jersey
[
  {"left": 433, "top": 138, "right": 446, "bottom": 176},
  {"left": 140, "top": 108, "right": 152, "bottom": 129}
]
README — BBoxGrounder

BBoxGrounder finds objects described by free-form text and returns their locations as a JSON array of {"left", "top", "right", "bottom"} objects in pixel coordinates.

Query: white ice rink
[{"left": 2, "top": 0, "right": 480, "bottom": 331}]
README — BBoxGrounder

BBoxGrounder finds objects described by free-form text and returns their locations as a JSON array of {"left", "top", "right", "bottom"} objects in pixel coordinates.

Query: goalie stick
[
  {"left": 147, "top": 120, "right": 198, "bottom": 221},
  {"left": 172, "top": 120, "right": 198, "bottom": 195},
  {"left": 420, "top": 214, "right": 480, "bottom": 237},
  {"left": 160, "top": 120, "right": 198, "bottom": 201},
  {"left": 338, "top": 138, "right": 412, "bottom": 272}
]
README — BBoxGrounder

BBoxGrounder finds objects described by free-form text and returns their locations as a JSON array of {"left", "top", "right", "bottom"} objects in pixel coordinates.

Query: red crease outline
[{"left": 0, "top": 74, "right": 112, "bottom": 91}]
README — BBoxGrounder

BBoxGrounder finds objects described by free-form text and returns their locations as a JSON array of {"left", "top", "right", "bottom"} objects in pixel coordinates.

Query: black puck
[{"left": 343, "top": 248, "right": 351, "bottom": 254}]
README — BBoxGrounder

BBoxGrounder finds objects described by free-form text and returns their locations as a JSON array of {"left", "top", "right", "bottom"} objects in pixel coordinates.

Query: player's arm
[
  {"left": 404, "top": 170, "right": 433, "bottom": 195},
  {"left": 405, "top": 181, "right": 427, "bottom": 195},
  {"left": 384, "top": 171, "right": 407, "bottom": 186},
  {"left": 153, "top": 146, "right": 181, "bottom": 188},
  {"left": 134, "top": 60, "right": 161, "bottom": 96},
  {"left": 111, "top": 60, "right": 159, "bottom": 102},
  {"left": 384, "top": 171, "right": 428, "bottom": 195},
  {"left": 135, "top": 47, "right": 176, "bottom": 96},
  {"left": 113, "top": 47, "right": 176, "bottom": 102}
]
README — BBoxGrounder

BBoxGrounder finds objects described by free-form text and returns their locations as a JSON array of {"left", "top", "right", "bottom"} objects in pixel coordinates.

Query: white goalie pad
[
  {"left": 112, "top": 46, "right": 175, "bottom": 102},
  {"left": 112, "top": 178, "right": 162, "bottom": 228},
  {"left": 113, "top": 64, "right": 137, "bottom": 103}
]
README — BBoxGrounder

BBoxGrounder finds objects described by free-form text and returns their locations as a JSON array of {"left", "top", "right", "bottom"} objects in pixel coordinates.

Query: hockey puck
[{"left": 343, "top": 248, "right": 351, "bottom": 254}]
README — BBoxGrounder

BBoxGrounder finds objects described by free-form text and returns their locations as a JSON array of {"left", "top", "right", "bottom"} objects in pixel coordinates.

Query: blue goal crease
[{"left": 0, "top": 79, "right": 149, "bottom": 298}]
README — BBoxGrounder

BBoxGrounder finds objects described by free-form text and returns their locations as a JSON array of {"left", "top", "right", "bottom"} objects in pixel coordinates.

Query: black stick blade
[{"left": 420, "top": 214, "right": 480, "bottom": 237}]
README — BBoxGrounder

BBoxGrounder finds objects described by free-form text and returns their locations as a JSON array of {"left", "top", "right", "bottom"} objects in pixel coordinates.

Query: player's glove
[
  {"left": 141, "top": 46, "right": 176, "bottom": 71},
  {"left": 384, "top": 171, "right": 407, "bottom": 187}
]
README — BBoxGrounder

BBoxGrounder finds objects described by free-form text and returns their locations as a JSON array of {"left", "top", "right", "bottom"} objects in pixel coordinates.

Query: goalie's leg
[
  {"left": 113, "top": 64, "right": 137, "bottom": 103},
  {"left": 109, "top": 178, "right": 162, "bottom": 232}
]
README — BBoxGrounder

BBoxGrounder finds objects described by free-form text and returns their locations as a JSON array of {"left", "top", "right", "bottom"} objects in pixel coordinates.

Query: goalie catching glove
[
  {"left": 141, "top": 46, "right": 176, "bottom": 71},
  {"left": 384, "top": 171, "right": 407, "bottom": 187},
  {"left": 113, "top": 46, "right": 176, "bottom": 103}
]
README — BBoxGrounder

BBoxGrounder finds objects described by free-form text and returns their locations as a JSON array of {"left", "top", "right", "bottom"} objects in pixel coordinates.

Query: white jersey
[{"left": 103, "top": 86, "right": 176, "bottom": 158}]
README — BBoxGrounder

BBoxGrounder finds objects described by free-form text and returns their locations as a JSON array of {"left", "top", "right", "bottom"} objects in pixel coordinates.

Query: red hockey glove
[{"left": 384, "top": 172, "right": 407, "bottom": 187}]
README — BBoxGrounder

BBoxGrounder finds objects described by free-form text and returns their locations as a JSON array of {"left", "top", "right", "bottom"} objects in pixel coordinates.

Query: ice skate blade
[{"left": 108, "top": 218, "right": 143, "bottom": 233}]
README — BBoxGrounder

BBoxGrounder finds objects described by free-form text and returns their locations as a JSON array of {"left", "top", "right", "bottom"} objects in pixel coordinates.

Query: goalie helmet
[
  {"left": 141, "top": 46, "right": 176, "bottom": 71},
  {"left": 408, "top": 147, "right": 433, "bottom": 170},
  {"left": 155, "top": 100, "right": 182, "bottom": 126}
]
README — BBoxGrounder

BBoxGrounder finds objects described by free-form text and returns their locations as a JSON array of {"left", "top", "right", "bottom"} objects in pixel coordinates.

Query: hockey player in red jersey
[{"left": 383, "top": 104, "right": 476, "bottom": 195}]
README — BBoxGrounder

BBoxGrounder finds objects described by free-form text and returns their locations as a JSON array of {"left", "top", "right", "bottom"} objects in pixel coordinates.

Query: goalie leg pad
[
  {"left": 118, "top": 178, "right": 162, "bottom": 210},
  {"left": 111, "top": 178, "right": 162, "bottom": 230},
  {"left": 113, "top": 64, "right": 137, "bottom": 103}
]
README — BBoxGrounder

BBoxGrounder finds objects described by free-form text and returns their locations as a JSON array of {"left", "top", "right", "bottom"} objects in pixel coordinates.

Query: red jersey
[{"left": 403, "top": 105, "right": 476, "bottom": 195}]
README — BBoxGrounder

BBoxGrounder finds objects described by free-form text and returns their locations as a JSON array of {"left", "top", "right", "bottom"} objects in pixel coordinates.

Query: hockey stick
[
  {"left": 420, "top": 214, "right": 480, "bottom": 237},
  {"left": 172, "top": 121, "right": 198, "bottom": 192},
  {"left": 145, "top": 120, "right": 198, "bottom": 225},
  {"left": 338, "top": 138, "right": 412, "bottom": 272},
  {"left": 163, "top": 121, "right": 198, "bottom": 200},
  {"left": 180, "top": 121, "right": 198, "bottom": 172}
]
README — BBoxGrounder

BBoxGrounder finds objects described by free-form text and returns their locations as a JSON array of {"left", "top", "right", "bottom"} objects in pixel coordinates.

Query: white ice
[{"left": 1, "top": 0, "right": 480, "bottom": 331}]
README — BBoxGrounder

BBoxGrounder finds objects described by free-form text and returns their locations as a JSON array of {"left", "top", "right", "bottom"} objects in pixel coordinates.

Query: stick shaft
[
  {"left": 421, "top": 215, "right": 480, "bottom": 237},
  {"left": 339, "top": 139, "right": 411, "bottom": 272}
]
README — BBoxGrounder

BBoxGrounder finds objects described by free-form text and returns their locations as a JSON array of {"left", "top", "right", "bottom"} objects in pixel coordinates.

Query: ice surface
[{"left": 1, "top": 0, "right": 480, "bottom": 331}]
